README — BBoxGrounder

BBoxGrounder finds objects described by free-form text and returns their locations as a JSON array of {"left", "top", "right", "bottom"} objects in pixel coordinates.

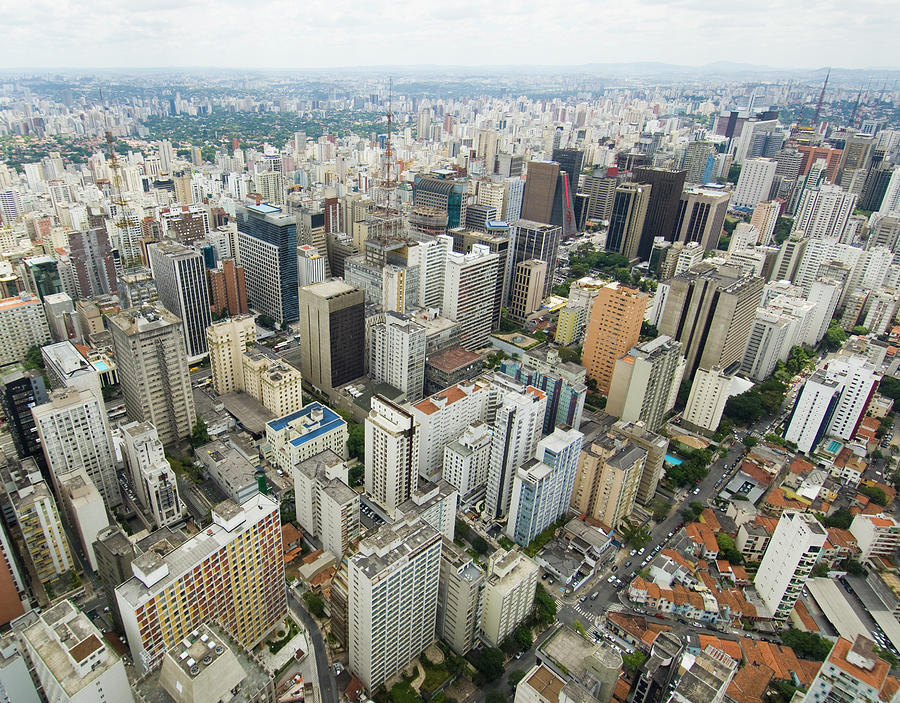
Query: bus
[{"left": 274, "top": 341, "right": 289, "bottom": 352}]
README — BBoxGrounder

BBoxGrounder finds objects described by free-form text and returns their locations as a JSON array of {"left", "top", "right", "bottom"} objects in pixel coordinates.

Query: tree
[
  {"left": 533, "top": 584, "right": 557, "bottom": 626},
  {"left": 390, "top": 682, "right": 420, "bottom": 703},
  {"left": 622, "top": 650, "right": 646, "bottom": 675},
  {"left": 508, "top": 670, "right": 527, "bottom": 688},
  {"left": 743, "top": 435, "right": 758, "bottom": 449},
  {"left": 190, "top": 418, "right": 210, "bottom": 448},
  {"left": 878, "top": 375, "right": 900, "bottom": 402},
  {"left": 860, "top": 484, "right": 888, "bottom": 506},
  {"left": 876, "top": 645, "right": 898, "bottom": 667},
  {"left": 716, "top": 533, "right": 744, "bottom": 564},
  {"left": 472, "top": 536, "right": 490, "bottom": 555},
  {"left": 472, "top": 648, "right": 505, "bottom": 682},
  {"left": 681, "top": 501, "right": 704, "bottom": 523},
  {"left": 23, "top": 345, "right": 43, "bottom": 370},
  {"left": 455, "top": 519, "right": 472, "bottom": 542},
  {"left": 347, "top": 422, "right": 365, "bottom": 460},
  {"left": 256, "top": 313, "right": 276, "bottom": 330},
  {"left": 781, "top": 629, "right": 834, "bottom": 661},
  {"left": 844, "top": 558, "right": 865, "bottom": 576},
  {"left": 557, "top": 347, "right": 581, "bottom": 364},
  {"left": 820, "top": 509, "right": 853, "bottom": 529},
  {"left": 811, "top": 562, "right": 830, "bottom": 577},
  {"left": 851, "top": 325, "right": 869, "bottom": 336},
  {"left": 302, "top": 591, "right": 325, "bottom": 618},
  {"left": 726, "top": 164, "right": 741, "bottom": 184},
  {"left": 348, "top": 464, "right": 364, "bottom": 487},
  {"left": 620, "top": 519, "right": 651, "bottom": 549},
  {"left": 486, "top": 692, "right": 507, "bottom": 703},
  {"left": 773, "top": 217, "right": 793, "bottom": 246},
  {"left": 822, "top": 319, "right": 847, "bottom": 351},
  {"left": 514, "top": 625, "right": 533, "bottom": 651},
  {"left": 640, "top": 321, "right": 658, "bottom": 340}
]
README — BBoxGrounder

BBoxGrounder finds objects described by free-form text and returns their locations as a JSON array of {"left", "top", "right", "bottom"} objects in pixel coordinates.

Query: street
[{"left": 288, "top": 587, "right": 339, "bottom": 703}]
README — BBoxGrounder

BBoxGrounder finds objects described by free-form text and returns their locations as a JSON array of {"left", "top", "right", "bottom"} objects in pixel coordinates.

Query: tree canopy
[{"left": 781, "top": 629, "right": 833, "bottom": 661}]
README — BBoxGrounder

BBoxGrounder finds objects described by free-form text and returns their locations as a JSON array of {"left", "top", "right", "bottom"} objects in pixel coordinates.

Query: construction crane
[
  {"left": 100, "top": 90, "right": 139, "bottom": 267},
  {"left": 813, "top": 68, "right": 830, "bottom": 125}
]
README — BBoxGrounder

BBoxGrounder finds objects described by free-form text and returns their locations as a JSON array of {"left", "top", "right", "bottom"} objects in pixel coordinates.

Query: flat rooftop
[{"left": 266, "top": 402, "right": 345, "bottom": 446}]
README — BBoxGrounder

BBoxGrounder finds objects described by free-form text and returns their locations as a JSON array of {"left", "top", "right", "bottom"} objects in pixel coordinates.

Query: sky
[{"left": 1, "top": 0, "right": 898, "bottom": 70}]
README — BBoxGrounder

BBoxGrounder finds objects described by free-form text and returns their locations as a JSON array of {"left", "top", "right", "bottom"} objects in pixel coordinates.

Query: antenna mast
[{"left": 813, "top": 68, "right": 830, "bottom": 125}]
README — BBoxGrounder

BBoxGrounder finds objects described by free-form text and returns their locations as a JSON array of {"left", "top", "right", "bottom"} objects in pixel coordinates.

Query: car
[
  {"left": 638, "top": 547, "right": 646, "bottom": 555},
  {"left": 607, "top": 576, "right": 615, "bottom": 583},
  {"left": 547, "top": 578, "right": 555, "bottom": 585},
  {"left": 515, "top": 652, "right": 522, "bottom": 660},
  {"left": 591, "top": 591, "right": 600, "bottom": 600},
  {"left": 611, "top": 565, "right": 618, "bottom": 572},
  {"left": 629, "top": 549, "right": 637, "bottom": 557},
  {"left": 667, "top": 532, "right": 673, "bottom": 538},
  {"left": 624, "top": 561, "right": 632, "bottom": 568},
  {"left": 542, "top": 573, "right": 549, "bottom": 580},
  {"left": 580, "top": 595, "right": 588, "bottom": 603}
]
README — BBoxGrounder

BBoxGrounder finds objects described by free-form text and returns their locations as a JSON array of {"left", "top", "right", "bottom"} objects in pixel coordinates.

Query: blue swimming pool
[
  {"left": 664, "top": 454, "right": 683, "bottom": 465},
  {"left": 826, "top": 440, "right": 842, "bottom": 453},
  {"left": 93, "top": 361, "right": 109, "bottom": 372}
]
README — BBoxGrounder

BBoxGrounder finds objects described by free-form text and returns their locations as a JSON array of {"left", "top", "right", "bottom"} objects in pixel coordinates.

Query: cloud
[{"left": 0, "top": 0, "right": 896, "bottom": 69}]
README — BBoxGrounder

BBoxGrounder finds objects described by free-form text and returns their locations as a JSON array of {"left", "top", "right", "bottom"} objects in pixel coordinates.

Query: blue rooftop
[
  {"left": 486, "top": 220, "right": 510, "bottom": 230},
  {"left": 247, "top": 203, "right": 281, "bottom": 215},
  {"left": 266, "top": 402, "right": 345, "bottom": 446}
]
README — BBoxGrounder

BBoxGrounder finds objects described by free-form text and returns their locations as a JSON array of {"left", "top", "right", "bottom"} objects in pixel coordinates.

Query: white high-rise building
[
  {"left": 740, "top": 308, "right": 796, "bottom": 381},
  {"left": 480, "top": 549, "right": 539, "bottom": 647},
  {"left": 849, "top": 513, "right": 900, "bottom": 562},
  {"left": 801, "top": 635, "right": 894, "bottom": 703},
  {"left": 442, "top": 422, "right": 493, "bottom": 499},
  {"left": 443, "top": 244, "right": 499, "bottom": 350},
  {"left": 365, "top": 395, "right": 420, "bottom": 517},
  {"left": 292, "top": 450, "right": 359, "bottom": 560},
  {"left": 683, "top": 366, "right": 754, "bottom": 433},
  {"left": 754, "top": 511, "right": 826, "bottom": 622},
  {"left": 880, "top": 168, "right": 900, "bottom": 214},
  {"left": 731, "top": 158, "right": 777, "bottom": 210},
  {"left": 369, "top": 312, "right": 426, "bottom": 402},
  {"left": 207, "top": 314, "right": 257, "bottom": 396},
  {"left": 0, "top": 293, "right": 51, "bottom": 367},
  {"left": 806, "top": 279, "right": 843, "bottom": 346},
  {"left": 32, "top": 387, "right": 120, "bottom": 509},
  {"left": 486, "top": 385, "right": 547, "bottom": 519},
  {"left": 793, "top": 184, "right": 858, "bottom": 240},
  {"left": 407, "top": 234, "right": 452, "bottom": 310},
  {"left": 58, "top": 470, "right": 108, "bottom": 572},
  {"left": 0, "top": 188, "right": 23, "bottom": 223},
  {"left": 784, "top": 370, "right": 842, "bottom": 453},
  {"left": 298, "top": 244, "right": 326, "bottom": 287},
  {"left": 120, "top": 422, "right": 183, "bottom": 528},
  {"left": 348, "top": 519, "right": 442, "bottom": 693},
  {"left": 411, "top": 379, "right": 490, "bottom": 483},
  {"left": 827, "top": 357, "right": 880, "bottom": 441}
]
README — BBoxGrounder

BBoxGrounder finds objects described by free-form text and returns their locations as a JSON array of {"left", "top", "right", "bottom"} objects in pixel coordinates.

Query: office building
[
  {"left": 108, "top": 305, "right": 195, "bottom": 446},
  {"left": 32, "top": 387, "right": 120, "bottom": 509},
  {"left": 606, "top": 183, "right": 651, "bottom": 259},
  {"left": 849, "top": 513, "right": 900, "bottom": 562},
  {"left": 365, "top": 395, "right": 420, "bottom": 517},
  {"left": 120, "top": 422, "right": 183, "bottom": 528},
  {"left": 682, "top": 141, "right": 717, "bottom": 184},
  {"left": 240, "top": 349, "right": 304, "bottom": 417},
  {"left": 507, "top": 426, "right": 583, "bottom": 546},
  {"left": 461, "top": 227, "right": 510, "bottom": 329},
  {"left": 683, "top": 365, "right": 754, "bottom": 433},
  {"left": 551, "top": 148, "right": 584, "bottom": 205},
  {"left": 0, "top": 293, "right": 51, "bottom": 366},
  {"left": 754, "top": 511, "right": 826, "bottom": 621},
  {"left": 347, "top": 519, "right": 442, "bottom": 693},
  {"left": 265, "top": 402, "right": 348, "bottom": 472},
  {"left": 413, "top": 172, "right": 468, "bottom": 229},
  {"left": 148, "top": 242, "right": 212, "bottom": 359},
  {"left": 117, "top": 268, "right": 158, "bottom": 310},
  {"left": 58, "top": 470, "right": 108, "bottom": 572},
  {"left": 629, "top": 167, "right": 687, "bottom": 260},
  {"left": 657, "top": 262, "right": 764, "bottom": 377},
  {"left": 509, "top": 259, "right": 547, "bottom": 320},
  {"left": 801, "top": 635, "right": 895, "bottom": 703},
  {"left": 749, "top": 200, "right": 782, "bottom": 246},
  {"left": 581, "top": 283, "right": 647, "bottom": 395},
  {"left": 571, "top": 437, "right": 645, "bottom": 529},
  {"left": 406, "top": 233, "right": 452, "bottom": 310},
  {"left": 68, "top": 226, "right": 118, "bottom": 298},
  {"left": 298, "top": 244, "right": 326, "bottom": 287},
  {"left": 235, "top": 203, "right": 298, "bottom": 324},
  {"left": 370, "top": 312, "right": 426, "bottom": 402},
  {"left": 521, "top": 161, "right": 576, "bottom": 238},
  {"left": 672, "top": 187, "right": 731, "bottom": 250},
  {"left": 0, "top": 370, "right": 49, "bottom": 463},
  {"left": 480, "top": 549, "right": 539, "bottom": 647},
  {"left": 583, "top": 166, "right": 618, "bottom": 222},
  {"left": 508, "top": 220, "right": 562, "bottom": 299},
  {"left": 292, "top": 450, "right": 359, "bottom": 559},
  {"left": 116, "top": 494, "right": 286, "bottom": 672},
  {"left": 207, "top": 258, "right": 248, "bottom": 317},
  {"left": 792, "top": 184, "right": 858, "bottom": 240},
  {"left": 298, "top": 279, "right": 365, "bottom": 393},
  {"left": 443, "top": 244, "right": 499, "bottom": 350},
  {"left": 207, "top": 314, "right": 257, "bottom": 395},
  {"left": 606, "top": 336, "right": 685, "bottom": 431},
  {"left": 17, "top": 600, "right": 133, "bottom": 703},
  {"left": 442, "top": 422, "right": 492, "bottom": 499},
  {"left": 486, "top": 385, "right": 547, "bottom": 519},
  {"left": 41, "top": 340, "right": 102, "bottom": 403},
  {"left": 731, "top": 158, "right": 777, "bottom": 210},
  {"left": 437, "top": 538, "right": 484, "bottom": 655}
]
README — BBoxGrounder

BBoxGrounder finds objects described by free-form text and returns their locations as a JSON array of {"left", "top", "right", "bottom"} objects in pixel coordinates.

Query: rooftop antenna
[{"left": 813, "top": 67, "right": 830, "bottom": 125}]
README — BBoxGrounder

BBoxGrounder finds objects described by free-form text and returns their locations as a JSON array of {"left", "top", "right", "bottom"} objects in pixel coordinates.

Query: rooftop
[
  {"left": 426, "top": 345, "right": 481, "bottom": 373},
  {"left": 351, "top": 520, "right": 441, "bottom": 581},
  {"left": 266, "top": 402, "right": 345, "bottom": 447}
]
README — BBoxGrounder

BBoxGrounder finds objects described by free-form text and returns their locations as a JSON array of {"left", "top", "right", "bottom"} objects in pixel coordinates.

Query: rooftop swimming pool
[{"left": 664, "top": 454, "right": 683, "bottom": 465}]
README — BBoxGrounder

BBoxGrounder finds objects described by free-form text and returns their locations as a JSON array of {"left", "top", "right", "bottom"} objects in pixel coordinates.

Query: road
[{"left": 288, "top": 588, "right": 339, "bottom": 703}]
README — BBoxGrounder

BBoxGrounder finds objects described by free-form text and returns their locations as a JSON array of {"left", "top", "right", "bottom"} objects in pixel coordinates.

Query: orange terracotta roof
[
  {"left": 793, "top": 599, "right": 819, "bottom": 632},
  {"left": 281, "top": 523, "right": 303, "bottom": 547},
  {"left": 829, "top": 638, "right": 890, "bottom": 691},
  {"left": 698, "top": 634, "right": 742, "bottom": 662},
  {"left": 881, "top": 676, "right": 900, "bottom": 702},
  {"left": 790, "top": 457, "right": 814, "bottom": 475},
  {"left": 701, "top": 508, "right": 721, "bottom": 532},
  {"left": 727, "top": 662, "right": 774, "bottom": 703},
  {"left": 731, "top": 565, "right": 749, "bottom": 581},
  {"left": 741, "top": 461, "right": 774, "bottom": 485},
  {"left": 413, "top": 384, "right": 471, "bottom": 414},
  {"left": 827, "top": 528, "right": 857, "bottom": 550},
  {"left": 613, "top": 677, "right": 631, "bottom": 702},
  {"left": 301, "top": 549, "right": 324, "bottom": 565}
]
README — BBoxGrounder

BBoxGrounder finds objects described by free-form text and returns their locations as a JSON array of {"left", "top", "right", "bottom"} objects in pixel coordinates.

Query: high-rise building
[
  {"left": 265, "top": 402, "right": 348, "bottom": 472},
  {"left": 657, "top": 262, "right": 764, "bottom": 377},
  {"left": 370, "top": 312, "right": 426, "bottom": 402},
  {"left": 461, "top": 227, "right": 510, "bottom": 329},
  {"left": 551, "top": 147, "right": 584, "bottom": 202},
  {"left": 880, "top": 168, "right": 900, "bottom": 214},
  {"left": 406, "top": 234, "right": 452, "bottom": 310},
  {"left": 235, "top": 203, "right": 298, "bottom": 324},
  {"left": 731, "top": 158, "right": 777, "bottom": 210},
  {"left": 298, "top": 244, "right": 326, "bottom": 287},
  {"left": 413, "top": 173, "right": 468, "bottom": 229},
  {"left": 583, "top": 167, "right": 619, "bottom": 222},
  {"left": 148, "top": 242, "right": 212, "bottom": 359},
  {"left": 68, "top": 226, "right": 118, "bottom": 298},
  {"left": 0, "top": 293, "right": 51, "bottom": 366},
  {"left": 207, "top": 314, "right": 257, "bottom": 395},
  {"left": 606, "top": 335, "right": 685, "bottom": 431},
  {"left": 581, "top": 282, "right": 647, "bottom": 395},
  {"left": 0, "top": 369, "right": 49, "bottom": 464},
  {"left": 57, "top": 469, "right": 108, "bottom": 572},
  {"left": 671, "top": 187, "right": 731, "bottom": 250},
  {"left": 849, "top": 513, "right": 900, "bottom": 562},
  {"left": 801, "top": 635, "right": 895, "bottom": 703},
  {"left": 120, "top": 421, "right": 183, "bottom": 528},
  {"left": 443, "top": 244, "right": 499, "bottom": 350},
  {"left": 41, "top": 340, "right": 102, "bottom": 403},
  {"left": 16, "top": 600, "right": 134, "bottom": 703},
  {"left": 365, "top": 395, "right": 420, "bottom": 517},
  {"left": 299, "top": 280, "right": 365, "bottom": 393},
  {"left": 783, "top": 369, "right": 841, "bottom": 453},
  {"left": 507, "top": 426, "right": 583, "bottom": 546},
  {"left": 605, "top": 183, "right": 651, "bottom": 259},
  {"left": 631, "top": 167, "right": 687, "bottom": 259},
  {"left": 108, "top": 305, "right": 195, "bottom": 446},
  {"left": 347, "top": 519, "right": 442, "bottom": 692},
  {"left": 480, "top": 549, "right": 539, "bottom": 647},
  {"left": 749, "top": 200, "right": 782, "bottom": 246},
  {"left": 521, "top": 161, "right": 576, "bottom": 237},
  {"left": 207, "top": 258, "right": 248, "bottom": 317},
  {"left": 442, "top": 422, "right": 492, "bottom": 500},
  {"left": 611, "top": 420, "right": 669, "bottom": 506},
  {"left": 116, "top": 494, "right": 286, "bottom": 672},
  {"left": 570, "top": 437, "right": 646, "bottom": 529},
  {"left": 508, "top": 259, "right": 547, "bottom": 320},
  {"left": 508, "top": 220, "right": 561, "bottom": 300},
  {"left": 683, "top": 365, "right": 754, "bottom": 433},
  {"left": 682, "top": 141, "right": 717, "bottom": 184},
  {"left": 754, "top": 511, "right": 826, "bottom": 621},
  {"left": 792, "top": 184, "right": 857, "bottom": 240},
  {"left": 240, "top": 348, "right": 304, "bottom": 417},
  {"left": 292, "top": 450, "right": 359, "bottom": 559},
  {"left": 486, "top": 385, "right": 547, "bottom": 519},
  {"left": 32, "top": 387, "right": 120, "bottom": 509},
  {"left": 437, "top": 537, "right": 484, "bottom": 655}
]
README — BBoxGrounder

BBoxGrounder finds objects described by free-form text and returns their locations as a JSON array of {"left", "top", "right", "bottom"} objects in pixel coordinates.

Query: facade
[
  {"left": 480, "top": 549, "right": 539, "bottom": 647},
  {"left": 570, "top": 438, "right": 646, "bottom": 529},
  {"left": 801, "top": 635, "right": 894, "bottom": 703},
  {"left": 148, "top": 242, "right": 212, "bottom": 359},
  {"left": 347, "top": 520, "right": 442, "bottom": 692},
  {"left": 521, "top": 161, "right": 576, "bottom": 238},
  {"left": 369, "top": 312, "right": 426, "bottom": 402},
  {"left": 612, "top": 420, "right": 669, "bottom": 506},
  {"left": 0, "top": 293, "right": 51, "bottom": 366},
  {"left": 0, "top": 370, "right": 49, "bottom": 463},
  {"left": 437, "top": 538, "right": 484, "bottom": 655},
  {"left": 849, "top": 513, "right": 900, "bottom": 562},
  {"left": 784, "top": 370, "right": 842, "bottom": 453},
  {"left": 108, "top": 305, "right": 195, "bottom": 446},
  {"left": 581, "top": 283, "right": 647, "bottom": 395},
  {"left": 605, "top": 183, "right": 651, "bottom": 259},
  {"left": 754, "top": 511, "right": 826, "bottom": 622},
  {"left": 208, "top": 314, "right": 257, "bottom": 396},
  {"left": 207, "top": 258, "right": 248, "bottom": 317},
  {"left": 115, "top": 495, "right": 286, "bottom": 672},
  {"left": 731, "top": 157, "right": 777, "bottom": 210},
  {"left": 508, "top": 220, "right": 562, "bottom": 299},
  {"left": 749, "top": 200, "right": 782, "bottom": 245},
  {"left": 631, "top": 167, "right": 687, "bottom": 259},
  {"left": 793, "top": 184, "right": 857, "bottom": 240},
  {"left": 442, "top": 423, "right": 493, "bottom": 499},
  {"left": 58, "top": 470, "right": 108, "bottom": 572},
  {"left": 292, "top": 450, "right": 360, "bottom": 559},
  {"left": 443, "top": 244, "right": 499, "bottom": 350},
  {"left": 413, "top": 173, "right": 468, "bottom": 228},
  {"left": 240, "top": 350, "right": 304, "bottom": 417},
  {"left": 120, "top": 422, "right": 183, "bottom": 528},
  {"left": 298, "top": 280, "right": 365, "bottom": 393},
  {"left": 672, "top": 187, "right": 731, "bottom": 250},
  {"left": 606, "top": 336, "right": 685, "bottom": 431},
  {"left": 68, "top": 226, "right": 118, "bottom": 298},
  {"left": 32, "top": 387, "right": 120, "bottom": 509},
  {"left": 684, "top": 366, "right": 754, "bottom": 433},
  {"left": 41, "top": 340, "right": 103, "bottom": 402},
  {"left": 235, "top": 203, "right": 299, "bottom": 324},
  {"left": 365, "top": 395, "right": 420, "bottom": 517},
  {"left": 266, "top": 402, "right": 348, "bottom": 472},
  {"left": 509, "top": 259, "right": 547, "bottom": 321}
]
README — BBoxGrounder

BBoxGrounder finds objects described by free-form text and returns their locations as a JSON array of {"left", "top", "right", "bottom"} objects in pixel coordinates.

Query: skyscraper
[
  {"left": 671, "top": 187, "right": 731, "bottom": 250},
  {"left": 551, "top": 147, "right": 585, "bottom": 202},
  {"left": 631, "top": 167, "right": 687, "bottom": 259},
  {"left": 0, "top": 369, "right": 49, "bottom": 464},
  {"left": 207, "top": 314, "right": 257, "bottom": 395},
  {"left": 480, "top": 549, "right": 539, "bottom": 647},
  {"left": 120, "top": 421, "right": 183, "bottom": 528},
  {"left": 369, "top": 312, "right": 426, "bottom": 402},
  {"left": 508, "top": 259, "right": 547, "bottom": 320},
  {"left": 570, "top": 437, "right": 646, "bottom": 529},
  {"left": 521, "top": 161, "right": 576, "bottom": 238},
  {"left": 108, "top": 305, "right": 195, "bottom": 446},
  {"left": 207, "top": 258, "right": 248, "bottom": 317},
  {"left": 298, "top": 280, "right": 365, "bottom": 393},
  {"left": 437, "top": 538, "right": 484, "bottom": 655},
  {"left": 148, "top": 242, "right": 212, "bottom": 359},
  {"left": 508, "top": 220, "right": 562, "bottom": 299},
  {"left": 792, "top": 183, "right": 858, "bottom": 240},
  {"left": 581, "top": 282, "right": 647, "bottom": 395},
  {"left": 365, "top": 395, "right": 420, "bottom": 517},
  {"left": 606, "top": 183, "right": 651, "bottom": 259},
  {"left": 731, "top": 158, "right": 777, "bottom": 210},
  {"left": 443, "top": 245, "right": 499, "bottom": 350},
  {"left": 68, "top": 226, "right": 118, "bottom": 297},
  {"left": 235, "top": 203, "right": 299, "bottom": 324},
  {"left": 413, "top": 172, "right": 468, "bottom": 229}
]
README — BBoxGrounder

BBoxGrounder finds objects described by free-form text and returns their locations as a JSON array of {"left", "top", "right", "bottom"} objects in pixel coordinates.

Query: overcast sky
[{"left": 2, "top": 0, "right": 897, "bottom": 70}]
